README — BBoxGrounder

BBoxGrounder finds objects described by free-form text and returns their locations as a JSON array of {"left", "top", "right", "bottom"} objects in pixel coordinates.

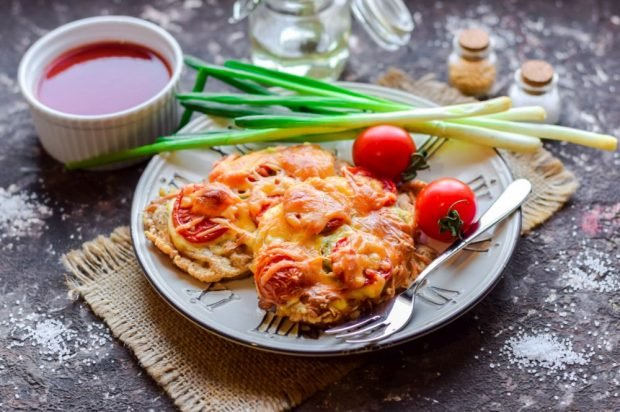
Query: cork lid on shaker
[
  {"left": 520, "top": 60, "right": 555, "bottom": 88},
  {"left": 458, "top": 28, "right": 490, "bottom": 51}
]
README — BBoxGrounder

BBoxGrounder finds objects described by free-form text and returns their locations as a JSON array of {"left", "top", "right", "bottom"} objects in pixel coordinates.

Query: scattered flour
[
  {"left": 0, "top": 184, "right": 52, "bottom": 242},
  {"left": 140, "top": 5, "right": 182, "bottom": 32},
  {"left": 500, "top": 330, "right": 594, "bottom": 382},
  {"left": 21, "top": 318, "right": 77, "bottom": 363},
  {"left": 4, "top": 309, "right": 113, "bottom": 366},
  {"left": 558, "top": 246, "right": 619, "bottom": 293},
  {"left": 502, "top": 331, "right": 591, "bottom": 372},
  {"left": 0, "top": 72, "right": 20, "bottom": 94},
  {"left": 140, "top": 1, "right": 203, "bottom": 33}
]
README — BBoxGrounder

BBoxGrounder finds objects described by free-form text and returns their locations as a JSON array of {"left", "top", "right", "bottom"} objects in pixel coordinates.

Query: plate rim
[{"left": 130, "top": 82, "right": 521, "bottom": 357}]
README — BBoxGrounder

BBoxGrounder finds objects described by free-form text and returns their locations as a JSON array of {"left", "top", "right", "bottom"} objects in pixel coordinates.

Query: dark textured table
[{"left": 1, "top": 0, "right": 619, "bottom": 410}]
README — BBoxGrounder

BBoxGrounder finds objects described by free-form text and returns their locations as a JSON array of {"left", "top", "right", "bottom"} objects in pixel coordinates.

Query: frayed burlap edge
[
  {"left": 498, "top": 149, "right": 578, "bottom": 234},
  {"left": 378, "top": 68, "right": 579, "bottom": 233},
  {"left": 63, "top": 227, "right": 358, "bottom": 412},
  {"left": 64, "top": 227, "right": 134, "bottom": 294}
]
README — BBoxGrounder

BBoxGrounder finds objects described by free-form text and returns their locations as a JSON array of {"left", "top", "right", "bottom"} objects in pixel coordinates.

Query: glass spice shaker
[
  {"left": 509, "top": 60, "right": 561, "bottom": 124},
  {"left": 448, "top": 28, "right": 497, "bottom": 97},
  {"left": 230, "top": 0, "right": 414, "bottom": 80}
]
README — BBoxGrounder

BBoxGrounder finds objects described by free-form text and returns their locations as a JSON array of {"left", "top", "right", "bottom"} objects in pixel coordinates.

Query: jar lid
[
  {"left": 520, "top": 60, "right": 554, "bottom": 87},
  {"left": 458, "top": 28, "right": 490, "bottom": 51},
  {"left": 230, "top": 0, "right": 414, "bottom": 51},
  {"left": 229, "top": 0, "right": 262, "bottom": 23}
]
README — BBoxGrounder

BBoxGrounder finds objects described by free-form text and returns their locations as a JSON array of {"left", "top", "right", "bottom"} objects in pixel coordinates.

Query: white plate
[{"left": 130, "top": 83, "right": 520, "bottom": 356}]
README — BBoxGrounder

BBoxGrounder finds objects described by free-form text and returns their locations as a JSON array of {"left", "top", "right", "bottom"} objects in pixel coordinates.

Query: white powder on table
[
  {"left": 558, "top": 246, "right": 619, "bottom": 293},
  {"left": 501, "top": 331, "right": 592, "bottom": 374},
  {"left": 22, "top": 318, "right": 78, "bottom": 363},
  {"left": 0, "top": 184, "right": 52, "bottom": 241},
  {"left": 4, "top": 309, "right": 113, "bottom": 366}
]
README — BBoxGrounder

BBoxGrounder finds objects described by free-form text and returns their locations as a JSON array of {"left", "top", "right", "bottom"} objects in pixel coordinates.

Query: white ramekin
[{"left": 18, "top": 16, "right": 183, "bottom": 168}]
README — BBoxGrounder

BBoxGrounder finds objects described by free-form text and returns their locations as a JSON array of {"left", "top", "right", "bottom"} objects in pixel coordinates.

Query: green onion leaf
[
  {"left": 223, "top": 59, "right": 393, "bottom": 104},
  {"left": 175, "top": 93, "right": 399, "bottom": 112},
  {"left": 177, "top": 68, "right": 208, "bottom": 130},
  {"left": 65, "top": 126, "right": 350, "bottom": 170},
  {"left": 235, "top": 97, "right": 513, "bottom": 129},
  {"left": 180, "top": 100, "right": 297, "bottom": 118}
]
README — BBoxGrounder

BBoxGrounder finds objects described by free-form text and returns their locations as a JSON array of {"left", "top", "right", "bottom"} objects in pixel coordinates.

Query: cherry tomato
[
  {"left": 415, "top": 178, "right": 477, "bottom": 242},
  {"left": 353, "top": 125, "right": 416, "bottom": 181}
]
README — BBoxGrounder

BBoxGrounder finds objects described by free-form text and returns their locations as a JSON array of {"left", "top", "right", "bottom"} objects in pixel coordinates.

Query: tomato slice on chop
[{"left": 171, "top": 184, "right": 230, "bottom": 243}]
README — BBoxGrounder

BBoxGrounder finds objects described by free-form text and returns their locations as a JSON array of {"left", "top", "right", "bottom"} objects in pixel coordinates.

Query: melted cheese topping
[
  {"left": 282, "top": 180, "right": 351, "bottom": 235},
  {"left": 209, "top": 144, "right": 336, "bottom": 191},
  {"left": 252, "top": 171, "right": 417, "bottom": 324},
  {"left": 276, "top": 144, "right": 336, "bottom": 179},
  {"left": 245, "top": 175, "right": 298, "bottom": 224},
  {"left": 156, "top": 145, "right": 423, "bottom": 325},
  {"left": 167, "top": 198, "right": 255, "bottom": 258},
  {"left": 170, "top": 145, "right": 336, "bottom": 254}
]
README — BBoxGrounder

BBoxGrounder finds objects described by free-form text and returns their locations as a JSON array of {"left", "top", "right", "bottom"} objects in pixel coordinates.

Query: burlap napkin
[{"left": 63, "top": 71, "right": 578, "bottom": 411}]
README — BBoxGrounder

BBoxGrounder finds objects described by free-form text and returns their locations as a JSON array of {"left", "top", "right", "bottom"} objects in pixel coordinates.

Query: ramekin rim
[{"left": 18, "top": 15, "right": 184, "bottom": 122}]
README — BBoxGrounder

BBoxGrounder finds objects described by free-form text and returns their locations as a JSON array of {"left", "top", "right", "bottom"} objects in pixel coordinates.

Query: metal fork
[
  {"left": 420, "top": 135, "right": 446, "bottom": 158},
  {"left": 325, "top": 178, "right": 532, "bottom": 344}
]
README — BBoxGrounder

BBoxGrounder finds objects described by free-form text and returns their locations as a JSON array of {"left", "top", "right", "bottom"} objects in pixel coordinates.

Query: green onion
[
  {"left": 223, "top": 59, "right": 394, "bottom": 104},
  {"left": 185, "top": 56, "right": 353, "bottom": 98},
  {"left": 155, "top": 130, "right": 226, "bottom": 143},
  {"left": 177, "top": 68, "right": 208, "bottom": 130},
  {"left": 274, "top": 129, "right": 359, "bottom": 142},
  {"left": 452, "top": 117, "right": 618, "bottom": 151},
  {"left": 66, "top": 127, "right": 349, "bottom": 170},
  {"left": 175, "top": 93, "right": 398, "bottom": 112},
  {"left": 155, "top": 129, "right": 360, "bottom": 144},
  {"left": 183, "top": 60, "right": 362, "bottom": 115},
  {"left": 409, "top": 121, "right": 542, "bottom": 152},
  {"left": 180, "top": 100, "right": 297, "bottom": 118},
  {"left": 206, "top": 72, "right": 273, "bottom": 95},
  {"left": 235, "top": 97, "right": 512, "bottom": 129},
  {"left": 481, "top": 106, "right": 547, "bottom": 122}
]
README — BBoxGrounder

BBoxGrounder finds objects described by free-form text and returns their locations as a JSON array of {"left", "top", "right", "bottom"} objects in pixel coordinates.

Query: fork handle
[{"left": 405, "top": 178, "right": 532, "bottom": 295}]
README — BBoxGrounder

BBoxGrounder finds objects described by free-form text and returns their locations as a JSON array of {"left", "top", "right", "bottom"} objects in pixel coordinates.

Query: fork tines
[{"left": 417, "top": 135, "right": 447, "bottom": 160}]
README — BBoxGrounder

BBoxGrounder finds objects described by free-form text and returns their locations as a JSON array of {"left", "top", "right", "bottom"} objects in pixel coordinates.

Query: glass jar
[
  {"left": 249, "top": 0, "right": 351, "bottom": 80},
  {"left": 448, "top": 28, "right": 497, "bottom": 97},
  {"left": 509, "top": 60, "right": 561, "bottom": 124},
  {"left": 231, "top": 0, "right": 414, "bottom": 80}
]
